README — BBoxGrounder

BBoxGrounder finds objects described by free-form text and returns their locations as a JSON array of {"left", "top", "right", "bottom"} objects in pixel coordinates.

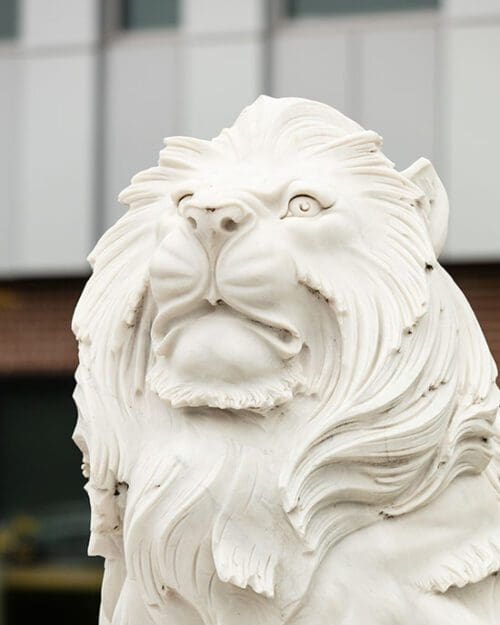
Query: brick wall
[
  {"left": 448, "top": 264, "right": 500, "bottom": 371},
  {"left": 0, "top": 279, "right": 82, "bottom": 375}
]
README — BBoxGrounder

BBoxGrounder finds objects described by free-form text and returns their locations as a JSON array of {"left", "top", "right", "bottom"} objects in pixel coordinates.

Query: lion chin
[{"left": 147, "top": 307, "right": 306, "bottom": 410}]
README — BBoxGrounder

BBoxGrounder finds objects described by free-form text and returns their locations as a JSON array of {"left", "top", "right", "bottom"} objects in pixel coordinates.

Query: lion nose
[{"left": 184, "top": 204, "right": 247, "bottom": 250}]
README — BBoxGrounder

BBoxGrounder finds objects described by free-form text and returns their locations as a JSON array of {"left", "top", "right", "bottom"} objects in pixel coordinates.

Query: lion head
[{"left": 73, "top": 96, "right": 499, "bottom": 622}]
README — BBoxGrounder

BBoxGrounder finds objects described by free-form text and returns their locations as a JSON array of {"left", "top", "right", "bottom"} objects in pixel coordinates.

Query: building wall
[
  {"left": 0, "top": 0, "right": 98, "bottom": 276},
  {"left": 0, "top": 0, "right": 498, "bottom": 278}
]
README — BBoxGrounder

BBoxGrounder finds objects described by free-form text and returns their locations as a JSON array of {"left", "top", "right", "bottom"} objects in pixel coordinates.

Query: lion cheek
[
  {"left": 150, "top": 226, "right": 209, "bottom": 296},
  {"left": 284, "top": 209, "right": 358, "bottom": 253}
]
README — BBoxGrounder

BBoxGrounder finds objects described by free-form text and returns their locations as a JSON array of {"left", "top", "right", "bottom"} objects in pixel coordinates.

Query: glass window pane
[
  {"left": 121, "top": 0, "right": 179, "bottom": 30},
  {"left": 0, "top": 377, "right": 84, "bottom": 516},
  {"left": 0, "top": 0, "right": 17, "bottom": 39},
  {"left": 287, "top": 0, "right": 439, "bottom": 17}
]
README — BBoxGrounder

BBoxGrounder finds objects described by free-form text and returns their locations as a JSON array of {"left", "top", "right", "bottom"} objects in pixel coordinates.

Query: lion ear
[{"left": 401, "top": 157, "right": 449, "bottom": 257}]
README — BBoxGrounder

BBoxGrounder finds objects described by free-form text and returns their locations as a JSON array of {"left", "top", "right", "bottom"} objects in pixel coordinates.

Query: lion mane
[{"left": 73, "top": 96, "right": 499, "bottom": 616}]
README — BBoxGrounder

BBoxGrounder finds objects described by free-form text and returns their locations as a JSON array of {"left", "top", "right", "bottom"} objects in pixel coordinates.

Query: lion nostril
[
  {"left": 220, "top": 217, "right": 238, "bottom": 232},
  {"left": 187, "top": 216, "right": 197, "bottom": 230}
]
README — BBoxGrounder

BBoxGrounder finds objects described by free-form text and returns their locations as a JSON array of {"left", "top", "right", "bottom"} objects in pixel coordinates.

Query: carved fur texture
[{"left": 73, "top": 96, "right": 500, "bottom": 625}]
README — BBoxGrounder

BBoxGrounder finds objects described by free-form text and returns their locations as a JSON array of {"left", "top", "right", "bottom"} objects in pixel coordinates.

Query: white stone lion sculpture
[{"left": 73, "top": 96, "right": 500, "bottom": 625}]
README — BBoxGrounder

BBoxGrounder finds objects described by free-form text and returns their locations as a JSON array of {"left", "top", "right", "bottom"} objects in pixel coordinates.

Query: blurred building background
[{"left": 0, "top": 0, "right": 499, "bottom": 622}]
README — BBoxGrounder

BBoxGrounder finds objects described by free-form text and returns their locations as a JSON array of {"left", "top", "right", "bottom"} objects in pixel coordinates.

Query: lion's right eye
[
  {"left": 177, "top": 194, "right": 193, "bottom": 208},
  {"left": 287, "top": 195, "right": 323, "bottom": 218}
]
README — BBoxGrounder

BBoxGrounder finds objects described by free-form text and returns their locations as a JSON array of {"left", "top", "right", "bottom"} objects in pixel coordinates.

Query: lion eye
[
  {"left": 287, "top": 195, "right": 322, "bottom": 218},
  {"left": 177, "top": 193, "right": 193, "bottom": 208}
]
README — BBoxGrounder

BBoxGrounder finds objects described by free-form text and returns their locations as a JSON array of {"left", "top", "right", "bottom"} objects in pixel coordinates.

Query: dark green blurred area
[
  {"left": 0, "top": 378, "right": 82, "bottom": 516},
  {"left": 287, "top": 0, "right": 439, "bottom": 17},
  {"left": 0, "top": 377, "right": 101, "bottom": 624},
  {"left": 121, "top": 0, "right": 179, "bottom": 30},
  {"left": 0, "top": 0, "right": 16, "bottom": 40}
]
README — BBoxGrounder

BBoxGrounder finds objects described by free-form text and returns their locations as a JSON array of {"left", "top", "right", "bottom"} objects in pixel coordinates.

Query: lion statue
[{"left": 72, "top": 96, "right": 500, "bottom": 625}]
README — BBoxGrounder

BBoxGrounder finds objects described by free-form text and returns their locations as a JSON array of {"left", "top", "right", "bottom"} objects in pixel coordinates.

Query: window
[
  {"left": 0, "top": 0, "right": 17, "bottom": 39},
  {"left": 287, "top": 0, "right": 439, "bottom": 17},
  {"left": 0, "top": 377, "right": 85, "bottom": 517},
  {"left": 121, "top": 0, "right": 179, "bottom": 30}
]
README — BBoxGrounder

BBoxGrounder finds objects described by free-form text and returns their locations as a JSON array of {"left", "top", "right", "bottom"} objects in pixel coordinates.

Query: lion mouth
[
  {"left": 148, "top": 302, "right": 306, "bottom": 410},
  {"left": 154, "top": 302, "right": 303, "bottom": 360}
]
